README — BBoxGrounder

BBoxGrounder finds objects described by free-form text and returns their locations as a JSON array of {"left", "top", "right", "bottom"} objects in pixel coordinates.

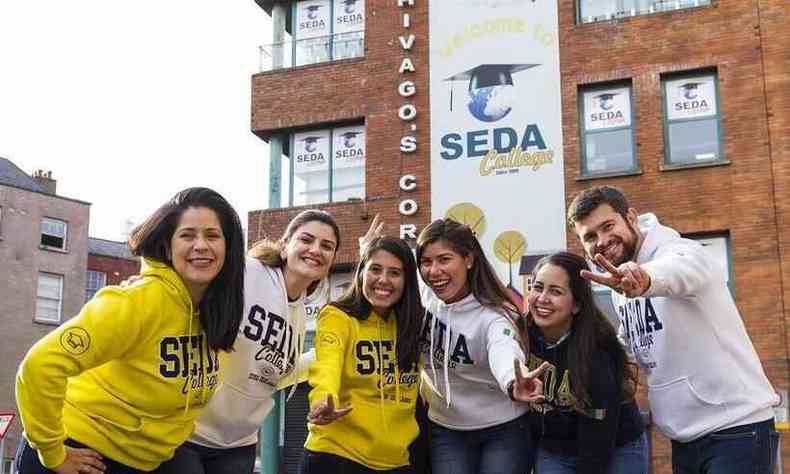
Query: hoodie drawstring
[
  {"left": 183, "top": 300, "right": 194, "bottom": 418},
  {"left": 443, "top": 306, "right": 453, "bottom": 408},
  {"left": 376, "top": 316, "right": 387, "bottom": 433}
]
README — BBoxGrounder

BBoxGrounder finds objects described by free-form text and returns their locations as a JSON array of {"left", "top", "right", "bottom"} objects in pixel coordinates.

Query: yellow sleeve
[
  {"left": 308, "top": 306, "right": 351, "bottom": 408},
  {"left": 15, "top": 287, "right": 145, "bottom": 468}
]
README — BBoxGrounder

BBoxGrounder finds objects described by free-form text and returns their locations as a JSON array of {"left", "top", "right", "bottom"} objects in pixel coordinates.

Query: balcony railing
[
  {"left": 579, "top": 0, "right": 711, "bottom": 24},
  {"left": 259, "top": 31, "right": 365, "bottom": 72}
]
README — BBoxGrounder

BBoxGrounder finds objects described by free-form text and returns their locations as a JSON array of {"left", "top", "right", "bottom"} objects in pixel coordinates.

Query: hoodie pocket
[
  {"left": 649, "top": 377, "right": 727, "bottom": 440},
  {"left": 195, "top": 383, "right": 276, "bottom": 446}
]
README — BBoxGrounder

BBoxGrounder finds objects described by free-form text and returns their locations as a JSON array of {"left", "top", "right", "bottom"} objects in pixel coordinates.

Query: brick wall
[
  {"left": 250, "top": 0, "right": 789, "bottom": 471},
  {"left": 87, "top": 254, "right": 141, "bottom": 286}
]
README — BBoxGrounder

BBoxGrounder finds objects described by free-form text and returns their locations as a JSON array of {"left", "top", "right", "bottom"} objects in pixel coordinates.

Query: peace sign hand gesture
[
  {"left": 307, "top": 395, "right": 353, "bottom": 425},
  {"left": 358, "top": 214, "right": 385, "bottom": 254},
  {"left": 580, "top": 254, "right": 651, "bottom": 298},
  {"left": 511, "top": 360, "right": 550, "bottom": 404}
]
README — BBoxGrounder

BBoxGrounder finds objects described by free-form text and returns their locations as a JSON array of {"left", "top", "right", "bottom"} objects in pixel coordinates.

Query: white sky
[{"left": 0, "top": 1, "right": 274, "bottom": 242}]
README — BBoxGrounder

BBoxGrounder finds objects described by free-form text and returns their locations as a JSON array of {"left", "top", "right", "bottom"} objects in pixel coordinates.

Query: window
[
  {"left": 85, "top": 270, "right": 107, "bottom": 302},
  {"left": 578, "top": 0, "right": 711, "bottom": 24},
  {"left": 580, "top": 83, "right": 637, "bottom": 176},
  {"left": 662, "top": 71, "right": 723, "bottom": 166},
  {"left": 290, "top": 125, "right": 366, "bottom": 206},
  {"left": 688, "top": 233, "right": 734, "bottom": 296},
  {"left": 293, "top": 0, "right": 365, "bottom": 67},
  {"left": 36, "top": 272, "right": 63, "bottom": 323},
  {"left": 41, "top": 217, "right": 68, "bottom": 250}
]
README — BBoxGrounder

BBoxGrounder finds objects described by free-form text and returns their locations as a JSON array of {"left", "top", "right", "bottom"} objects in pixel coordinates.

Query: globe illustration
[{"left": 467, "top": 84, "right": 515, "bottom": 122}]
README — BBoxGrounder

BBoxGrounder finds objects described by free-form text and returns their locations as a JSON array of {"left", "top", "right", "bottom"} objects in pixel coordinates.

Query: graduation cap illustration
[
  {"left": 299, "top": 136, "right": 323, "bottom": 152},
  {"left": 304, "top": 4, "right": 323, "bottom": 19},
  {"left": 342, "top": 0, "right": 358, "bottom": 13},
  {"left": 593, "top": 92, "right": 619, "bottom": 111},
  {"left": 444, "top": 63, "right": 539, "bottom": 121},
  {"left": 339, "top": 130, "right": 362, "bottom": 147},
  {"left": 679, "top": 81, "right": 704, "bottom": 100}
]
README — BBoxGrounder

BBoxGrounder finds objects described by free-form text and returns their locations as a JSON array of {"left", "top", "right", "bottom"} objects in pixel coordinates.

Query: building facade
[
  {"left": 248, "top": 1, "right": 789, "bottom": 473},
  {"left": 86, "top": 237, "right": 141, "bottom": 301},
  {"left": 0, "top": 159, "right": 91, "bottom": 468}
]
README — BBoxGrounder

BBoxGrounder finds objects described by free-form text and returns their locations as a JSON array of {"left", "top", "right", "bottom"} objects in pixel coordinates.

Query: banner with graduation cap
[
  {"left": 295, "top": 0, "right": 331, "bottom": 40},
  {"left": 429, "top": 0, "right": 566, "bottom": 285},
  {"left": 332, "top": 125, "right": 365, "bottom": 170},
  {"left": 293, "top": 129, "right": 331, "bottom": 173},
  {"left": 665, "top": 75, "right": 717, "bottom": 121},
  {"left": 583, "top": 86, "right": 632, "bottom": 131},
  {"left": 333, "top": 0, "right": 364, "bottom": 35}
]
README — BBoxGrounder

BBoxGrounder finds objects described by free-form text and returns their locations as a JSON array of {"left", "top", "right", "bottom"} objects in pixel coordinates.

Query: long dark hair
[
  {"left": 528, "top": 251, "right": 638, "bottom": 405},
  {"left": 128, "top": 187, "right": 245, "bottom": 352},
  {"left": 330, "top": 236, "right": 423, "bottom": 371},
  {"left": 416, "top": 218, "right": 524, "bottom": 345}
]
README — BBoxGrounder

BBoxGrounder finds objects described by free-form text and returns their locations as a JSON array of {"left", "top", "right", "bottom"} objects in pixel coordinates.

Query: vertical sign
[
  {"left": 429, "top": 0, "right": 566, "bottom": 287},
  {"left": 295, "top": 0, "right": 332, "bottom": 66},
  {"left": 293, "top": 129, "right": 331, "bottom": 205},
  {"left": 332, "top": 125, "right": 366, "bottom": 201},
  {"left": 333, "top": 0, "right": 365, "bottom": 59}
]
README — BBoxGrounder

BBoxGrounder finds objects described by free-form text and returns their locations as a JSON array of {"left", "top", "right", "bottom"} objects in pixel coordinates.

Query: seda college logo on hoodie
[
  {"left": 418, "top": 311, "right": 475, "bottom": 369},
  {"left": 159, "top": 334, "right": 220, "bottom": 395}
]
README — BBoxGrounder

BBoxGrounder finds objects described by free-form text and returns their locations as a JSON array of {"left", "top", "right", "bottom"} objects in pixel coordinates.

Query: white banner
[
  {"left": 333, "top": 0, "right": 365, "bottom": 35},
  {"left": 583, "top": 86, "right": 631, "bottom": 131},
  {"left": 293, "top": 129, "right": 330, "bottom": 174},
  {"left": 666, "top": 75, "right": 717, "bottom": 120},
  {"left": 332, "top": 125, "right": 365, "bottom": 170},
  {"left": 295, "top": 0, "right": 331, "bottom": 40},
  {"left": 305, "top": 272, "right": 353, "bottom": 331},
  {"left": 429, "top": 0, "right": 566, "bottom": 288}
]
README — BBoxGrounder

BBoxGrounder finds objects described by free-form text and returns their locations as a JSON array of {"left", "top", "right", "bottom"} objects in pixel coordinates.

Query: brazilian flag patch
[{"left": 503, "top": 328, "right": 512, "bottom": 337}]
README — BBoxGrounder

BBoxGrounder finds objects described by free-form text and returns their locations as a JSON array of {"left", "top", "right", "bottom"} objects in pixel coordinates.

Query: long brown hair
[
  {"left": 248, "top": 209, "right": 340, "bottom": 267},
  {"left": 528, "top": 251, "right": 638, "bottom": 405},
  {"left": 416, "top": 218, "right": 525, "bottom": 347},
  {"left": 330, "top": 237, "right": 423, "bottom": 371}
]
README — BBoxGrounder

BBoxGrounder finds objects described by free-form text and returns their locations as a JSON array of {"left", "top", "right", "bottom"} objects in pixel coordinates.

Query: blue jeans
[
  {"left": 298, "top": 450, "right": 413, "bottom": 474},
  {"left": 430, "top": 415, "right": 532, "bottom": 474},
  {"left": 534, "top": 432, "right": 648, "bottom": 474},
  {"left": 153, "top": 441, "right": 256, "bottom": 474},
  {"left": 15, "top": 439, "right": 143, "bottom": 474},
  {"left": 671, "top": 418, "right": 779, "bottom": 474}
]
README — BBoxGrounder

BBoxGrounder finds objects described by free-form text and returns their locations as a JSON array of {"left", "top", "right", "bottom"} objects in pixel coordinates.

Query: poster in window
[
  {"left": 583, "top": 86, "right": 631, "bottom": 131},
  {"left": 332, "top": 125, "right": 365, "bottom": 170},
  {"left": 293, "top": 129, "right": 330, "bottom": 174},
  {"left": 295, "top": 0, "right": 331, "bottom": 40},
  {"left": 333, "top": 0, "right": 365, "bottom": 35},
  {"left": 666, "top": 75, "right": 717, "bottom": 120}
]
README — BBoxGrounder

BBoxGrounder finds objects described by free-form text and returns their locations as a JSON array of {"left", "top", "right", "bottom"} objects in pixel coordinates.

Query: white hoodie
[
  {"left": 609, "top": 213, "right": 778, "bottom": 442},
  {"left": 190, "top": 257, "right": 309, "bottom": 448},
  {"left": 419, "top": 287, "right": 527, "bottom": 430}
]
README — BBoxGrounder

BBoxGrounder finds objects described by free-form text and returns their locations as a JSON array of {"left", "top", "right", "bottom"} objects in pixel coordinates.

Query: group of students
[{"left": 13, "top": 185, "right": 779, "bottom": 474}]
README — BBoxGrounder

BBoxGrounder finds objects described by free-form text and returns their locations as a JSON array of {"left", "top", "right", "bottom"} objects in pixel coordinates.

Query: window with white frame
[
  {"left": 689, "top": 233, "right": 733, "bottom": 296},
  {"left": 663, "top": 72, "right": 723, "bottom": 166},
  {"left": 580, "top": 83, "right": 637, "bottom": 176},
  {"left": 290, "top": 125, "right": 365, "bottom": 206},
  {"left": 304, "top": 271, "right": 353, "bottom": 339},
  {"left": 578, "top": 0, "right": 711, "bottom": 24},
  {"left": 41, "top": 217, "right": 68, "bottom": 250},
  {"left": 85, "top": 270, "right": 107, "bottom": 302},
  {"left": 293, "top": 0, "right": 365, "bottom": 67},
  {"left": 36, "top": 272, "right": 63, "bottom": 323}
]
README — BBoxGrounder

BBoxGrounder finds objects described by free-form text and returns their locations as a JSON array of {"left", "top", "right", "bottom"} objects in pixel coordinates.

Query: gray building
[{"left": 0, "top": 158, "right": 90, "bottom": 468}]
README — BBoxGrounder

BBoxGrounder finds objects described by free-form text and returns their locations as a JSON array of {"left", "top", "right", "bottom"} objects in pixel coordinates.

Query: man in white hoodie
[{"left": 567, "top": 185, "right": 779, "bottom": 474}]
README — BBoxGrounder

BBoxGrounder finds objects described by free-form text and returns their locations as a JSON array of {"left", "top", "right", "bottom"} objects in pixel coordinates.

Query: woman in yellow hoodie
[
  {"left": 299, "top": 236, "right": 424, "bottom": 473},
  {"left": 15, "top": 187, "right": 246, "bottom": 474}
]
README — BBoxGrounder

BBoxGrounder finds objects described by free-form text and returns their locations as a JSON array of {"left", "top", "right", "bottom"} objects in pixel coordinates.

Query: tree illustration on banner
[
  {"left": 493, "top": 230, "right": 527, "bottom": 287},
  {"left": 445, "top": 202, "right": 486, "bottom": 237}
]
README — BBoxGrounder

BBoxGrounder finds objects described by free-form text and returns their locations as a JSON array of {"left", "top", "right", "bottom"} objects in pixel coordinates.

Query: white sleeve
[
  {"left": 485, "top": 316, "right": 524, "bottom": 395},
  {"left": 642, "top": 240, "right": 718, "bottom": 299}
]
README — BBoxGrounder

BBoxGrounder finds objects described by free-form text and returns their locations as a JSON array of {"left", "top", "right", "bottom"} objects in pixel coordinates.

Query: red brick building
[
  {"left": 249, "top": 1, "right": 789, "bottom": 472},
  {"left": 86, "top": 238, "right": 140, "bottom": 301}
]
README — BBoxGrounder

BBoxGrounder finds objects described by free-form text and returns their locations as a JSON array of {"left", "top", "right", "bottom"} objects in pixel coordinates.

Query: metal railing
[
  {"left": 259, "top": 31, "right": 365, "bottom": 72},
  {"left": 580, "top": 0, "right": 711, "bottom": 24}
]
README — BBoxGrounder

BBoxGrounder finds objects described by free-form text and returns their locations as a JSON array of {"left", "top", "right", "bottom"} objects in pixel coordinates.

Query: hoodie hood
[
  {"left": 635, "top": 213, "right": 680, "bottom": 265},
  {"left": 140, "top": 258, "right": 195, "bottom": 315}
]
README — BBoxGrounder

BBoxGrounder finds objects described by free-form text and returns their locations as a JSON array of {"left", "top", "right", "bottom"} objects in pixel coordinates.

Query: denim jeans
[
  {"left": 430, "top": 415, "right": 532, "bottom": 474},
  {"left": 153, "top": 441, "right": 256, "bottom": 474},
  {"left": 15, "top": 439, "right": 143, "bottom": 474},
  {"left": 671, "top": 418, "right": 779, "bottom": 474},
  {"left": 298, "top": 450, "right": 413, "bottom": 474},
  {"left": 534, "top": 432, "right": 649, "bottom": 474}
]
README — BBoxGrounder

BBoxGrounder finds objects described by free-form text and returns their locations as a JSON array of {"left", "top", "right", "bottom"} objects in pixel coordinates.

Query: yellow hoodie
[
  {"left": 15, "top": 259, "right": 220, "bottom": 471},
  {"left": 305, "top": 305, "right": 420, "bottom": 470}
]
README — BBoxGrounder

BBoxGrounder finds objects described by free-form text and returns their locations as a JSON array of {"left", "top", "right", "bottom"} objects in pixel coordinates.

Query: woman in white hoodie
[
  {"left": 155, "top": 209, "right": 340, "bottom": 474},
  {"left": 415, "top": 218, "right": 547, "bottom": 474}
]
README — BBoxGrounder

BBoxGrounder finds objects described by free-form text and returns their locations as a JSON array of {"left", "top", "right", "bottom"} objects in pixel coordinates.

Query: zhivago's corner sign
[{"left": 429, "top": 0, "right": 566, "bottom": 284}]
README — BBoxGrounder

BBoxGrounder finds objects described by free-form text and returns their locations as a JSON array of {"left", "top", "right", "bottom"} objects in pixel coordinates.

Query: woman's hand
[
  {"left": 52, "top": 446, "right": 106, "bottom": 474},
  {"left": 358, "top": 214, "right": 384, "bottom": 254},
  {"left": 511, "top": 360, "right": 550, "bottom": 403},
  {"left": 307, "top": 395, "right": 353, "bottom": 425}
]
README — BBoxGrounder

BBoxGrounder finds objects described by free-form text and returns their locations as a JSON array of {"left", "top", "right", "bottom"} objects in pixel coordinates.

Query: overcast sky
[{"left": 0, "top": 1, "right": 273, "bottom": 241}]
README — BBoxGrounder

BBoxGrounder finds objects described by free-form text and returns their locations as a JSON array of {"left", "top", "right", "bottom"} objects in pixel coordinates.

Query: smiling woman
[{"left": 14, "top": 187, "right": 246, "bottom": 474}]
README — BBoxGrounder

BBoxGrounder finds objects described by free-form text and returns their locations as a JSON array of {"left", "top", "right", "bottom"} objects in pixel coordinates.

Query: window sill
[
  {"left": 575, "top": 168, "right": 644, "bottom": 182},
  {"left": 33, "top": 318, "right": 61, "bottom": 326},
  {"left": 660, "top": 159, "right": 730, "bottom": 172},
  {"left": 40, "top": 245, "right": 69, "bottom": 253}
]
